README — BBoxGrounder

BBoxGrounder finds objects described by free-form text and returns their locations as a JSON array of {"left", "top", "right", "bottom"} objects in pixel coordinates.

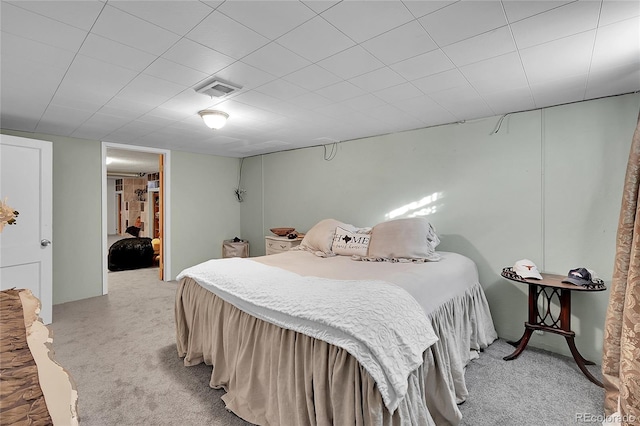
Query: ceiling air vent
[{"left": 195, "top": 78, "right": 242, "bottom": 98}]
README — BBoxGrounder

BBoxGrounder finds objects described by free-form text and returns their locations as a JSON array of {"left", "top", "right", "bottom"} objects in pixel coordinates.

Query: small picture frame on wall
[{"left": 141, "top": 202, "right": 144, "bottom": 212}]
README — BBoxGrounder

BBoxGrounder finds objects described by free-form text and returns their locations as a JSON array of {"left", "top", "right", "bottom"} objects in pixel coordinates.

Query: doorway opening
[{"left": 101, "top": 142, "right": 171, "bottom": 295}]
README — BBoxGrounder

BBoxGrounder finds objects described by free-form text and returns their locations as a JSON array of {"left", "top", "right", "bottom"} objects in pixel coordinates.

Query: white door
[{"left": 0, "top": 135, "right": 53, "bottom": 324}]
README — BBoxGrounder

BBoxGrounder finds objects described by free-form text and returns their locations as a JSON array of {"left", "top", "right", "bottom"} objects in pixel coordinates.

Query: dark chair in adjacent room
[{"left": 108, "top": 237, "right": 155, "bottom": 271}]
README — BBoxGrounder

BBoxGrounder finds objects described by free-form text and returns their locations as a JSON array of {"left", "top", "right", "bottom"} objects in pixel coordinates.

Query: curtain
[{"left": 602, "top": 111, "right": 640, "bottom": 422}]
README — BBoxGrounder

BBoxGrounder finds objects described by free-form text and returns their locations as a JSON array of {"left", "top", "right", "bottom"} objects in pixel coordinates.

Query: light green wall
[
  {"left": 239, "top": 93, "right": 640, "bottom": 361},
  {"left": 170, "top": 150, "right": 241, "bottom": 275},
  {"left": 1, "top": 129, "right": 242, "bottom": 304}
]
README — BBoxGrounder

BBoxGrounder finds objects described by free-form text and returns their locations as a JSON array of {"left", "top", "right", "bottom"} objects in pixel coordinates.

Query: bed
[{"left": 175, "top": 218, "right": 497, "bottom": 425}]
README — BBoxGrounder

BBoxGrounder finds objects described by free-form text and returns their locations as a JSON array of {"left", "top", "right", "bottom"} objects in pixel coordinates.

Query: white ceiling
[
  {"left": 1, "top": 0, "right": 639, "bottom": 158},
  {"left": 106, "top": 148, "right": 159, "bottom": 174}
]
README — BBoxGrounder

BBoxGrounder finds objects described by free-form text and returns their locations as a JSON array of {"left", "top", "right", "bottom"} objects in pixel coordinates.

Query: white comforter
[{"left": 177, "top": 257, "right": 438, "bottom": 412}]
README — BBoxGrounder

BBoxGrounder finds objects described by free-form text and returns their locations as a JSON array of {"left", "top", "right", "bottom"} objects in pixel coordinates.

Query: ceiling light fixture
[{"left": 199, "top": 110, "right": 229, "bottom": 130}]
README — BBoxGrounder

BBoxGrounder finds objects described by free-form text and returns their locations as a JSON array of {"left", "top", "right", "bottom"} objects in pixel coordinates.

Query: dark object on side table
[
  {"left": 125, "top": 225, "right": 141, "bottom": 237},
  {"left": 108, "top": 237, "right": 155, "bottom": 271}
]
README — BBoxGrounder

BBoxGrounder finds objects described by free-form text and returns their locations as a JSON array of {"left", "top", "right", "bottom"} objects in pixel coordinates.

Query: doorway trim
[{"left": 101, "top": 142, "right": 172, "bottom": 295}]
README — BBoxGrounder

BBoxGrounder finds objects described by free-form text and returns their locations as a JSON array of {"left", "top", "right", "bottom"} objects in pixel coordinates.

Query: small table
[
  {"left": 501, "top": 269, "right": 606, "bottom": 387},
  {"left": 265, "top": 235, "right": 303, "bottom": 255}
]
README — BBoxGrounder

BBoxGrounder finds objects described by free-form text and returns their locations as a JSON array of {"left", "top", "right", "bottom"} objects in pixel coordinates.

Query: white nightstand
[{"left": 265, "top": 235, "right": 303, "bottom": 255}]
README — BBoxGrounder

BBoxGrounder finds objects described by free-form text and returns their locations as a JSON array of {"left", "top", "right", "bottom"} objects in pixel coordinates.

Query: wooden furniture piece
[
  {"left": 265, "top": 235, "right": 302, "bottom": 255},
  {"left": 501, "top": 269, "right": 606, "bottom": 387}
]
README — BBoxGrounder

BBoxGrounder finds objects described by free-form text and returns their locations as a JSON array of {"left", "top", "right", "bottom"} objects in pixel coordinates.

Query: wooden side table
[
  {"left": 265, "top": 235, "right": 303, "bottom": 255},
  {"left": 501, "top": 269, "right": 606, "bottom": 387}
]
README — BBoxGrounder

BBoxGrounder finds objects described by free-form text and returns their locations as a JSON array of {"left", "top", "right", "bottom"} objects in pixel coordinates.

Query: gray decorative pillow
[{"left": 367, "top": 218, "right": 441, "bottom": 261}]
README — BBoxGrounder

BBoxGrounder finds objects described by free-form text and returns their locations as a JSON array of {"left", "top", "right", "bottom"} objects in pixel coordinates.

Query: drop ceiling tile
[
  {"left": 79, "top": 34, "right": 156, "bottom": 72},
  {"left": 418, "top": 1, "right": 506, "bottom": 46},
  {"left": 0, "top": 114, "right": 39, "bottom": 133},
  {"left": 288, "top": 92, "right": 334, "bottom": 110},
  {"left": 428, "top": 84, "right": 493, "bottom": 120},
  {"left": 49, "top": 91, "right": 113, "bottom": 112},
  {"left": 590, "top": 17, "right": 640, "bottom": 72},
  {"left": 91, "top": 5, "right": 180, "bottom": 56},
  {"left": 600, "top": 0, "right": 640, "bottom": 26},
  {"left": 460, "top": 52, "right": 528, "bottom": 94},
  {"left": 108, "top": 121, "right": 157, "bottom": 142},
  {"left": 391, "top": 94, "right": 454, "bottom": 121},
  {"left": 1, "top": 3, "right": 88, "bottom": 51},
  {"left": 365, "top": 103, "right": 423, "bottom": 127},
  {"left": 241, "top": 43, "right": 311, "bottom": 77},
  {"left": 186, "top": 11, "right": 269, "bottom": 59},
  {"left": 215, "top": 100, "right": 285, "bottom": 123},
  {"left": 340, "top": 93, "right": 387, "bottom": 111},
  {"left": 520, "top": 30, "right": 595, "bottom": 85},
  {"left": 502, "top": 1, "right": 572, "bottom": 23},
  {"left": 530, "top": 74, "right": 588, "bottom": 107},
  {"left": 135, "top": 113, "right": 179, "bottom": 126},
  {"left": 71, "top": 126, "right": 113, "bottom": 141},
  {"left": 37, "top": 104, "right": 94, "bottom": 131},
  {"left": 302, "top": 1, "right": 340, "bottom": 14},
  {"left": 313, "top": 103, "right": 356, "bottom": 121},
  {"left": 232, "top": 91, "right": 285, "bottom": 112},
  {"left": 411, "top": 69, "right": 468, "bottom": 94},
  {"left": 117, "top": 74, "right": 186, "bottom": 105},
  {"left": 348, "top": 67, "right": 405, "bottom": 92},
  {"left": 511, "top": 1, "right": 600, "bottom": 49},
  {"left": 276, "top": 16, "right": 355, "bottom": 62},
  {"left": 98, "top": 105, "right": 147, "bottom": 120},
  {"left": 103, "top": 97, "right": 157, "bottom": 116},
  {"left": 214, "top": 61, "right": 277, "bottom": 91},
  {"left": 586, "top": 64, "right": 640, "bottom": 99},
  {"left": 143, "top": 58, "right": 209, "bottom": 87},
  {"left": 145, "top": 107, "right": 193, "bottom": 121},
  {"left": 82, "top": 112, "right": 132, "bottom": 129},
  {"left": 162, "top": 38, "right": 235, "bottom": 76},
  {"left": 321, "top": 1, "right": 414, "bottom": 43},
  {"left": 361, "top": 20, "right": 438, "bottom": 65},
  {"left": 390, "top": 49, "right": 455, "bottom": 81},
  {"left": 254, "top": 78, "right": 309, "bottom": 101},
  {"left": 108, "top": 0, "right": 212, "bottom": 35},
  {"left": 283, "top": 65, "right": 342, "bottom": 91},
  {"left": 443, "top": 26, "right": 516, "bottom": 67},
  {"left": 481, "top": 86, "right": 535, "bottom": 115},
  {"left": 318, "top": 46, "right": 385, "bottom": 80},
  {"left": 157, "top": 91, "right": 219, "bottom": 114},
  {"left": 217, "top": 1, "right": 315, "bottom": 40},
  {"left": 1, "top": 31, "right": 76, "bottom": 70},
  {"left": 314, "top": 81, "right": 367, "bottom": 103},
  {"left": 402, "top": 1, "right": 457, "bottom": 19},
  {"left": 58, "top": 54, "right": 138, "bottom": 97},
  {"left": 374, "top": 82, "right": 425, "bottom": 104},
  {"left": 6, "top": 0, "right": 104, "bottom": 31}
]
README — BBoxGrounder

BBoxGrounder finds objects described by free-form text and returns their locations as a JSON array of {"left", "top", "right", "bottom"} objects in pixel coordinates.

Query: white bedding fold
[{"left": 177, "top": 257, "right": 438, "bottom": 412}]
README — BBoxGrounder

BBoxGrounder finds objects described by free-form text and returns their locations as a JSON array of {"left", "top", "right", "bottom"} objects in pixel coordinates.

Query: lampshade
[{"left": 199, "top": 110, "right": 229, "bottom": 129}]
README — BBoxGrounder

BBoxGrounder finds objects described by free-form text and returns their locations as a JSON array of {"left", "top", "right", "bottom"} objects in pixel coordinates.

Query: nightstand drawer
[{"left": 265, "top": 236, "right": 302, "bottom": 255}]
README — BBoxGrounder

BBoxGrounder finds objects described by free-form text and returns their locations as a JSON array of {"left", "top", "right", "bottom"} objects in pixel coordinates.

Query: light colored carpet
[{"left": 49, "top": 269, "right": 604, "bottom": 425}]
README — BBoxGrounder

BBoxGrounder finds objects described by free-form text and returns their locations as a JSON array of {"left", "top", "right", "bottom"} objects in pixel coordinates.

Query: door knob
[{"left": 41, "top": 239, "right": 51, "bottom": 247}]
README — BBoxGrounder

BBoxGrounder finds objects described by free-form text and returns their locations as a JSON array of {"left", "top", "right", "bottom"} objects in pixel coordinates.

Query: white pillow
[
  {"left": 331, "top": 226, "right": 371, "bottom": 257},
  {"left": 367, "top": 218, "right": 441, "bottom": 261},
  {"left": 298, "top": 219, "right": 352, "bottom": 257}
]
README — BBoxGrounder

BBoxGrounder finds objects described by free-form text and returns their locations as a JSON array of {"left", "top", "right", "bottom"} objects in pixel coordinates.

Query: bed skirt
[{"left": 175, "top": 278, "right": 496, "bottom": 425}]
